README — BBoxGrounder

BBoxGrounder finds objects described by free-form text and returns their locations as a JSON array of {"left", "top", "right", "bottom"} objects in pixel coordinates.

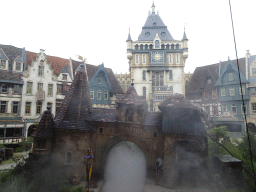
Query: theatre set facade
[
  {"left": 32, "top": 64, "right": 208, "bottom": 181},
  {"left": 126, "top": 4, "right": 188, "bottom": 111}
]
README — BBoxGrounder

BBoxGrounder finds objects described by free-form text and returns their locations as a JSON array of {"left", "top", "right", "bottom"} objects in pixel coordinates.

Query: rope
[{"left": 229, "top": 0, "right": 256, "bottom": 186}]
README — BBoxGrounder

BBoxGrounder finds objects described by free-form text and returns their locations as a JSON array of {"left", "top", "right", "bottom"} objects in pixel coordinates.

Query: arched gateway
[{"left": 32, "top": 65, "right": 208, "bottom": 180}]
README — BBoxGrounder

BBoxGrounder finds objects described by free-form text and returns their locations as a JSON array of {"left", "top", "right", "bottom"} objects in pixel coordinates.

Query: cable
[{"left": 229, "top": 0, "right": 256, "bottom": 187}]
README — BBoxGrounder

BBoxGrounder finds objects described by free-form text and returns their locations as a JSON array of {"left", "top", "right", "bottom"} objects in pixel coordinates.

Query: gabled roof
[
  {"left": 26, "top": 51, "right": 71, "bottom": 76},
  {"left": 14, "top": 56, "right": 23, "bottom": 63},
  {"left": 60, "top": 65, "right": 69, "bottom": 74},
  {"left": 0, "top": 44, "right": 24, "bottom": 82},
  {"left": 215, "top": 59, "right": 248, "bottom": 86},
  {"left": 89, "top": 63, "right": 112, "bottom": 89},
  {"left": 117, "top": 84, "right": 145, "bottom": 105},
  {"left": 32, "top": 108, "right": 55, "bottom": 137},
  {"left": 138, "top": 6, "right": 174, "bottom": 41},
  {"left": 186, "top": 57, "right": 246, "bottom": 96},
  {"left": 54, "top": 65, "right": 93, "bottom": 130}
]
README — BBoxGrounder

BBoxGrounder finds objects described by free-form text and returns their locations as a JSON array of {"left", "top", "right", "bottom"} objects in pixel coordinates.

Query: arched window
[
  {"left": 176, "top": 44, "right": 179, "bottom": 49},
  {"left": 135, "top": 44, "right": 139, "bottom": 50},
  {"left": 171, "top": 44, "right": 174, "bottom": 49},
  {"left": 145, "top": 44, "right": 148, "bottom": 50},
  {"left": 143, "top": 87, "right": 146, "bottom": 97},
  {"left": 155, "top": 40, "right": 160, "bottom": 49},
  {"left": 149, "top": 44, "right": 153, "bottom": 49},
  {"left": 140, "top": 44, "right": 143, "bottom": 50},
  {"left": 161, "top": 44, "right": 165, "bottom": 49},
  {"left": 67, "top": 152, "right": 72, "bottom": 163},
  {"left": 126, "top": 108, "right": 133, "bottom": 122},
  {"left": 166, "top": 44, "right": 170, "bottom": 49},
  {"left": 142, "top": 70, "right": 146, "bottom": 80}
]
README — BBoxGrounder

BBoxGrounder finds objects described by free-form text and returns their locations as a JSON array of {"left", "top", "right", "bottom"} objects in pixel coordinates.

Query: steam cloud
[{"left": 102, "top": 141, "right": 146, "bottom": 192}]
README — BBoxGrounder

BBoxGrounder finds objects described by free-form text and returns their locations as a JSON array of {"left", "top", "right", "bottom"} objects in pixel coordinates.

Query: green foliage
[
  {"left": 69, "top": 186, "right": 86, "bottom": 192},
  {"left": 15, "top": 139, "right": 32, "bottom": 152},
  {"left": 0, "top": 143, "right": 6, "bottom": 148},
  {"left": 238, "top": 131, "right": 256, "bottom": 161},
  {"left": 208, "top": 126, "right": 229, "bottom": 141}
]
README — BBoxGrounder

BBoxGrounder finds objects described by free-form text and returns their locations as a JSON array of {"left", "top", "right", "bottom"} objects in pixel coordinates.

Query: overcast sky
[{"left": 1, "top": 0, "right": 256, "bottom": 74}]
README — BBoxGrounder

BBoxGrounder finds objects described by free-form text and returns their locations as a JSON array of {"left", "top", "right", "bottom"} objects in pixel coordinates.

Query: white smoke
[{"left": 102, "top": 141, "right": 146, "bottom": 192}]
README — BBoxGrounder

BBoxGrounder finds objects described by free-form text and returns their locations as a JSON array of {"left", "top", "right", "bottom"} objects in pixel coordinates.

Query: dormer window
[
  {"left": 16, "top": 62, "right": 21, "bottom": 71},
  {"left": 98, "top": 77, "right": 102, "bottom": 84},
  {"left": 153, "top": 22, "right": 156, "bottom": 26},
  {"left": 62, "top": 74, "right": 67, "bottom": 80},
  {"left": 207, "top": 79, "right": 211, "bottom": 84},
  {"left": 145, "top": 32, "right": 150, "bottom": 36},
  {"left": 228, "top": 73, "right": 233, "bottom": 81},
  {"left": 155, "top": 40, "right": 160, "bottom": 49},
  {"left": 1, "top": 84, "right": 8, "bottom": 93},
  {"left": 0, "top": 60, "right": 7, "bottom": 69}
]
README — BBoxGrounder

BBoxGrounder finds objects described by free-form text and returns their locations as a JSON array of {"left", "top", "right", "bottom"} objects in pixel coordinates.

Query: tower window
[
  {"left": 154, "top": 132, "right": 158, "bottom": 138},
  {"left": 155, "top": 40, "right": 160, "bottom": 49},
  {"left": 145, "top": 32, "right": 150, "bottom": 36},
  {"left": 67, "top": 152, "right": 72, "bottom": 163},
  {"left": 143, "top": 70, "right": 146, "bottom": 80},
  {"left": 143, "top": 87, "right": 146, "bottom": 97},
  {"left": 99, "top": 128, "right": 103, "bottom": 134},
  {"left": 126, "top": 108, "right": 133, "bottom": 122},
  {"left": 169, "top": 70, "right": 173, "bottom": 80}
]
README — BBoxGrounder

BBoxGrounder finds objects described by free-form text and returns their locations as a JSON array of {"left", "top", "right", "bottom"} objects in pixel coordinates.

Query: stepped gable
[
  {"left": 116, "top": 84, "right": 145, "bottom": 105},
  {"left": 159, "top": 94, "right": 196, "bottom": 110},
  {"left": 26, "top": 51, "right": 70, "bottom": 76},
  {"left": 32, "top": 107, "right": 55, "bottom": 137},
  {"left": 54, "top": 64, "right": 93, "bottom": 130}
]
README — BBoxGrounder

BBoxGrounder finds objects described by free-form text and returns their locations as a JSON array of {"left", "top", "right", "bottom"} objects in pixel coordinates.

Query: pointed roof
[
  {"left": 89, "top": 63, "right": 112, "bottom": 89},
  {"left": 60, "top": 65, "right": 69, "bottom": 74},
  {"left": 215, "top": 59, "right": 249, "bottom": 86},
  {"left": 32, "top": 107, "right": 55, "bottom": 137},
  {"left": 183, "top": 29, "right": 188, "bottom": 40},
  {"left": 116, "top": 84, "right": 145, "bottom": 105},
  {"left": 138, "top": 5, "right": 174, "bottom": 41},
  {"left": 127, "top": 29, "right": 132, "bottom": 41},
  {"left": 54, "top": 64, "right": 93, "bottom": 130}
]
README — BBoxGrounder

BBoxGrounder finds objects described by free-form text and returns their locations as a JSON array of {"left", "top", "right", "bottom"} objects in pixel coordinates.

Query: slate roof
[
  {"left": 138, "top": 9, "right": 174, "bottom": 41},
  {"left": 117, "top": 84, "right": 145, "bottom": 105},
  {"left": 54, "top": 65, "right": 93, "bottom": 130},
  {"left": 186, "top": 57, "right": 246, "bottom": 96},
  {"left": 32, "top": 108, "right": 55, "bottom": 137},
  {"left": 86, "top": 108, "right": 116, "bottom": 122},
  {"left": 0, "top": 44, "right": 24, "bottom": 83},
  {"left": 143, "top": 112, "right": 162, "bottom": 126},
  {"left": 159, "top": 94, "right": 196, "bottom": 110},
  {"left": 26, "top": 51, "right": 71, "bottom": 76}
]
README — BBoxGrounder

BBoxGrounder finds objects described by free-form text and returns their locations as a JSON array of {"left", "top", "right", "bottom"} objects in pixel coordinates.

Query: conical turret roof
[{"left": 54, "top": 64, "right": 93, "bottom": 130}]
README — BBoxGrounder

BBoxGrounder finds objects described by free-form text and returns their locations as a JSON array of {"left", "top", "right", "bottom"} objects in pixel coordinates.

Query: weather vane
[{"left": 75, "top": 54, "right": 87, "bottom": 62}]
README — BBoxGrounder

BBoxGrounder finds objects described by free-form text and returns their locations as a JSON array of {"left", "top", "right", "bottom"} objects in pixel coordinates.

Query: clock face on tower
[{"left": 151, "top": 50, "right": 164, "bottom": 63}]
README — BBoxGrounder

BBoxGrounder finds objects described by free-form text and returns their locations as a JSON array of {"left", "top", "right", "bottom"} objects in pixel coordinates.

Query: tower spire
[
  {"left": 152, "top": 1, "right": 155, "bottom": 14},
  {"left": 182, "top": 26, "right": 188, "bottom": 40},
  {"left": 127, "top": 27, "right": 132, "bottom": 41}
]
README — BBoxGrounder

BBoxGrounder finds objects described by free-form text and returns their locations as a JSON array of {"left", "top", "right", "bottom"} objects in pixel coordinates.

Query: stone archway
[
  {"left": 99, "top": 136, "right": 151, "bottom": 178},
  {"left": 102, "top": 141, "right": 146, "bottom": 192}
]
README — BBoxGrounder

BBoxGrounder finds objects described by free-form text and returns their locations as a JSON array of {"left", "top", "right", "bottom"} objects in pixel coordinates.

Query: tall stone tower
[{"left": 127, "top": 3, "right": 188, "bottom": 111}]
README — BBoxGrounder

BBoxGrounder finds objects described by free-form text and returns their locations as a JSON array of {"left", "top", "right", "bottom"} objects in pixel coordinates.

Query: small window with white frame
[
  {"left": 239, "top": 86, "right": 245, "bottom": 95},
  {"left": 220, "top": 88, "right": 226, "bottom": 96},
  {"left": 15, "top": 62, "right": 22, "bottom": 72},
  {"left": 90, "top": 89, "right": 94, "bottom": 99},
  {"left": 135, "top": 54, "right": 139, "bottom": 64},
  {"left": 229, "top": 87, "right": 235, "bottom": 96},
  {"left": 251, "top": 88, "right": 256, "bottom": 96},
  {"left": 38, "top": 66, "right": 44, "bottom": 76},
  {"left": 169, "top": 54, "right": 173, "bottom": 64},
  {"left": 252, "top": 103, "right": 256, "bottom": 114},
  {"left": 176, "top": 54, "right": 180, "bottom": 64},
  {"left": 1, "top": 84, "right": 8, "bottom": 93},
  {"left": 222, "top": 104, "right": 227, "bottom": 113},
  {"left": 0, "top": 59, "right": 7, "bottom": 70},
  {"left": 98, "top": 77, "right": 102, "bottom": 84},
  {"left": 98, "top": 90, "right": 101, "bottom": 100},
  {"left": 142, "top": 54, "right": 146, "bottom": 64},
  {"left": 231, "top": 104, "right": 237, "bottom": 114},
  {"left": 48, "top": 84, "right": 53, "bottom": 96},
  {"left": 0, "top": 101, "right": 7, "bottom": 113},
  {"left": 104, "top": 91, "right": 108, "bottom": 100},
  {"left": 228, "top": 73, "right": 233, "bottom": 81}
]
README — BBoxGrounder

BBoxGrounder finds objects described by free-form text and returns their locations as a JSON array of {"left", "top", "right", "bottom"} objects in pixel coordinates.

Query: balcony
[{"left": 37, "top": 90, "right": 45, "bottom": 101}]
